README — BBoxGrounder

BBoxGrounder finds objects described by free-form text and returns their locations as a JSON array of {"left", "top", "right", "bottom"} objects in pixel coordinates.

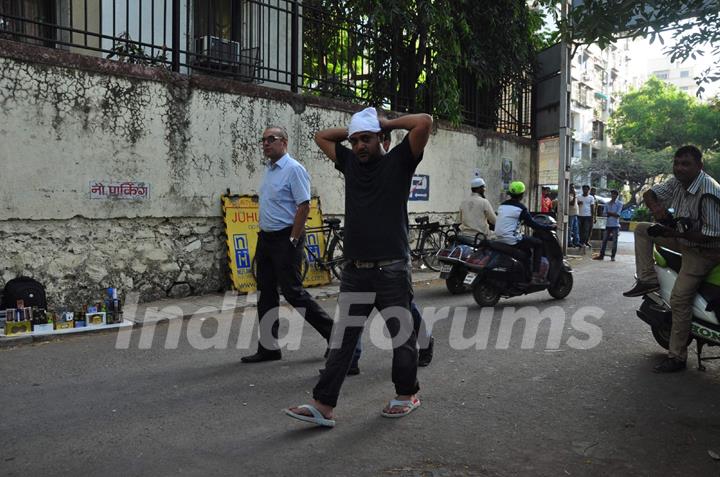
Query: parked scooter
[
  {"left": 437, "top": 225, "right": 486, "bottom": 294},
  {"left": 636, "top": 245, "right": 720, "bottom": 370},
  {"left": 463, "top": 214, "right": 573, "bottom": 306}
]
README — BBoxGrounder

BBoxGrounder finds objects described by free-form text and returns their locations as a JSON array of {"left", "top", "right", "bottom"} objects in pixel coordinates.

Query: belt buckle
[{"left": 355, "top": 260, "right": 375, "bottom": 269}]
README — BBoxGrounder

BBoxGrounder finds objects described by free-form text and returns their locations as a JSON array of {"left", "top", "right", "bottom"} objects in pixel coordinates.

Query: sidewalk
[
  {"left": 0, "top": 269, "right": 440, "bottom": 348},
  {"left": 121, "top": 269, "right": 442, "bottom": 325}
]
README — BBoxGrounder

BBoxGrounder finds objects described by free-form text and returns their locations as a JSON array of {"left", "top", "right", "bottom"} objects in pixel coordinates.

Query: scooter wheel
[
  {"left": 473, "top": 283, "right": 500, "bottom": 307},
  {"left": 651, "top": 325, "right": 671, "bottom": 350},
  {"left": 548, "top": 270, "right": 573, "bottom": 300},
  {"left": 650, "top": 324, "right": 693, "bottom": 350},
  {"left": 445, "top": 268, "right": 467, "bottom": 295}
]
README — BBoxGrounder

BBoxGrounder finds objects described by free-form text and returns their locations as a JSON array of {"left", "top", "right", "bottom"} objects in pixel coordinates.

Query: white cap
[
  {"left": 347, "top": 107, "right": 381, "bottom": 137},
  {"left": 471, "top": 177, "right": 486, "bottom": 188}
]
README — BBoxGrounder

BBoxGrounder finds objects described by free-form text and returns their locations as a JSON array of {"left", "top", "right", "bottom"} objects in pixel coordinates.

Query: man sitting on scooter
[
  {"left": 459, "top": 176, "right": 497, "bottom": 242},
  {"left": 623, "top": 145, "right": 720, "bottom": 373},
  {"left": 494, "top": 181, "right": 557, "bottom": 284}
]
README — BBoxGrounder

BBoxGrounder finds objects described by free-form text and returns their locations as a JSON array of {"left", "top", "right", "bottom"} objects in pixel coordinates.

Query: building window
[
  {"left": 592, "top": 120, "right": 605, "bottom": 141},
  {"left": 680, "top": 86, "right": 689, "bottom": 91},
  {"left": 192, "top": 0, "right": 262, "bottom": 81},
  {"left": 653, "top": 70, "right": 669, "bottom": 80},
  {"left": 0, "top": 0, "right": 55, "bottom": 47},
  {"left": 680, "top": 70, "right": 690, "bottom": 78}
]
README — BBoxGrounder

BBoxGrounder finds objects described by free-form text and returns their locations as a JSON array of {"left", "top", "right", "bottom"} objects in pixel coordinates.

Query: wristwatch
[{"left": 290, "top": 237, "right": 299, "bottom": 247}]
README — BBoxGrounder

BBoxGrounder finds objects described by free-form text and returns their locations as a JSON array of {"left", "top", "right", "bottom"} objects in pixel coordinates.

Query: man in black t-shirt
[{"left": 284, "top": 107, "right": 433, "bottom": 427}]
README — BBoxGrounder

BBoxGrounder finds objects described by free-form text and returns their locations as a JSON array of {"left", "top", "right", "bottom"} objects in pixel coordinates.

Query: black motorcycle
[{"left": 464, "top": 215, "right": 573, "bottom": 306}]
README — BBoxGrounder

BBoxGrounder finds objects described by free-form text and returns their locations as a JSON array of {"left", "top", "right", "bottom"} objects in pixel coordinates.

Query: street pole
[{"left": 558, "top": 0, "right": 572, "bottom": 254}]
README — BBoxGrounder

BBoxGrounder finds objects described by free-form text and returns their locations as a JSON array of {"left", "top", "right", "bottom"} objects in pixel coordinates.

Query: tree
[
  {"left": 302, "top": 0, "right": 547, "bottom": 125},
  {"left": 610, "top": 77, "right": 720, "bottom": 150},
  {"left": 539, "top": 0, "right": 720, "bottom": 97},
  {"left": 574, "top": 146, "right": 672, "bottom": 205}
]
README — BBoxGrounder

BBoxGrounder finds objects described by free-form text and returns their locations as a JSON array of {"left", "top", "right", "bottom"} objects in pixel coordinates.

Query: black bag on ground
[{"left": 1, "top": 277, "right": 47, "bottom": 309}]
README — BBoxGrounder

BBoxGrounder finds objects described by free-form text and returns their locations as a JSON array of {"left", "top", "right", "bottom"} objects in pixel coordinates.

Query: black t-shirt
[{"left": 335, "top": 135, "right": 423, "bottom": 260}]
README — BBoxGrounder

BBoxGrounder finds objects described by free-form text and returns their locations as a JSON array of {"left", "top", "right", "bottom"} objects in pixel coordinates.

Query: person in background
[
  {"left": 494, "top": 181, "right": 557, "bottom": 284},
  {"left": 540, "top": 186, "right": 553, "bottom": 213},
  {"left": 242, "top": 126, "right": 335, "bottom": 364},
  {"left": 593, "top": 189, "right": 622, "bottom": 261},
  {"left": 577, "top": 185, "right": 596, "bottom": 247},
  {"left": 568, "top": 184, "right": 580, "bottom": 247},
  {"left": 459, "top": 177, "right": 496, "bottom": 239}
]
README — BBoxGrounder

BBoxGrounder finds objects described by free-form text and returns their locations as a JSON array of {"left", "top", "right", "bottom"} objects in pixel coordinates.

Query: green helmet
[{"left": 508, "top": 181, "right": 526, "bottom": 195}]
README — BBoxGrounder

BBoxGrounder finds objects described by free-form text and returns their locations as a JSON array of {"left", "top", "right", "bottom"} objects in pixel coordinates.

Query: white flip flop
[
  {"left": 381, "top": 397, "right": 421, "bottom": 418},
  {"left": 284, "top": 404, "right": 336, "bottom": 428}
]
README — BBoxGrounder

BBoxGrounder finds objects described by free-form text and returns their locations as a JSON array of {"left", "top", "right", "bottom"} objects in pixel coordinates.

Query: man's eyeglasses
[{"left": 260, "top": 135, "right": 283, "bottom": 144}]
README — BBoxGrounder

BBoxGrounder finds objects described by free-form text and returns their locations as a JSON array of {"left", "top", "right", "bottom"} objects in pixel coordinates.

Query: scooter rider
[
  {"left": 494, "top": 181, "right": 557, "bottom": 284},
  {"left": 623, "top": 145, "right": 720, "bottom": 373},
  {"left": 459, "top": 177, "right": 496, "bottom": 240}
]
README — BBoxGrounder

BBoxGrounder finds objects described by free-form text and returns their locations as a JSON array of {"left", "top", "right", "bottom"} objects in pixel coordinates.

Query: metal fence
[{"left": 0, "top": 0, "right": 531, "bottom": 136}]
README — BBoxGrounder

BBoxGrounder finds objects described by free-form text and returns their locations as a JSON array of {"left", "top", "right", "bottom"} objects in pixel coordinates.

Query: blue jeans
[
  {"left": 314, "top": 261, "right": 419, "bottom": 407},
  {"left": 568, "top": 215, "right": 580, "bottom": 246},
  {"left": 599, "top": 226, "right": 620, "bottom": 258}
]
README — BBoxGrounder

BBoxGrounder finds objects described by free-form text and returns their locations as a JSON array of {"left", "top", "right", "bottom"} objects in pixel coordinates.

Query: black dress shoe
[
  {"left": 418, "top": 337, "right": 434, "bottom": 367},
  {"left": 623, "top": 281, "right": 660, "bottom": 297},
  {"left": 653, "top": 357, "right": 687, "bottom": 373},
  {"left": 241, "top": 351, "right": 282, "bottom": 363}
]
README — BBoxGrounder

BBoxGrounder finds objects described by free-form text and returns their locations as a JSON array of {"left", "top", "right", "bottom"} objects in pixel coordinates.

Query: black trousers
[
  {"left": 578, "top": 216, "right": 593, "bottom": 245},
  {"left": 518, "top": 236, "right": 544, "bottom": 274},
  {"left": 255, "top": 227, "right": 334, "bottom": 354},
  {"left": 313, "top": 260, "right": 419, "bottom": 407}
]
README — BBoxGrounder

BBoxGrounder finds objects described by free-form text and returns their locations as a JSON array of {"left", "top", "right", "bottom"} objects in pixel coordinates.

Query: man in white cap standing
[
  {"left": 284, "top": 107, "right": 433, "bottom": 427},
  {"left": 459, "top": 176, "right": 496, "bottom": 239}
]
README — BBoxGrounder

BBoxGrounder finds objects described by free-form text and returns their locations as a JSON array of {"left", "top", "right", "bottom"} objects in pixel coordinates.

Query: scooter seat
[
  {"left": 657, "top": 247, "right": 720, "bottom": 286},
  {"left": 657, "top": 247, "right": 682, "bottom": 274},
  {"left": 486, "top": 241, "right": 529, "bottom": 260},
  {"left": 456, "top": 233, "right": 484, "bottom": 247}
]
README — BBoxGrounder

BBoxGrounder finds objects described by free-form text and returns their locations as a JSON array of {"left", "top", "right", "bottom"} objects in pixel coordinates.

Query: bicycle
[
  {"left": 250, "top": 217, "right": 345, "bottom": 282},
  {"left": 409, "top": 215, "right": 449, "bottom": 272}
]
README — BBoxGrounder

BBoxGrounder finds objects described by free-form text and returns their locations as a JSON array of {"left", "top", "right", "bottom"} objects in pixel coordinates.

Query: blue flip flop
[{"left": 284, "top": 404, "right": 336, "bottom": 428}]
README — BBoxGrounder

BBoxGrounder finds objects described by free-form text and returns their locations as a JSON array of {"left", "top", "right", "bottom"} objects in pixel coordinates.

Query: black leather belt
[{"left": 351, "top": 259, "right": 405, "bottom": 269}]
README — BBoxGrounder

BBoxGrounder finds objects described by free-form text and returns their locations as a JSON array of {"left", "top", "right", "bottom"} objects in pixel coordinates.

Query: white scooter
[{"left": 636, "top": 245, "right": 720, "bottom": 370}]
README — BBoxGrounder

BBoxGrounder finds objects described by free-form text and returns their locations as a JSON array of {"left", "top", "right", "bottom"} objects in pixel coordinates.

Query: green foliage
[
  {"left": 704, "top": 150, "right": 720, "bottom": 181},
  {"left": 538, "top": 0, "right": 720, "bottom": 97},
  {"left": 632, "top": 205, "right": 652, "bottom": 222},
  {"left": 106, "top": 32, "right": 168, "bottom": 66},
  {"left": 301, "top": 0, "right": 543, "bottom": 125},
  {"left": 610, "top": 77, "right": 720, "bottom": 150}
]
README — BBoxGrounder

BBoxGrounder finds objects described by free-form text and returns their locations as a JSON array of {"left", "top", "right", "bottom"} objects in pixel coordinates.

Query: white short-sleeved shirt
[{"left": 577, "top": 194, "right": 595, "bottom": 217}]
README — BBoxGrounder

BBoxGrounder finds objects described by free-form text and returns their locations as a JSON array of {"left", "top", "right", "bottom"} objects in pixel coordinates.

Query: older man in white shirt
[{"left": 459, "top": 177, "right": 496, "bottom": 240}]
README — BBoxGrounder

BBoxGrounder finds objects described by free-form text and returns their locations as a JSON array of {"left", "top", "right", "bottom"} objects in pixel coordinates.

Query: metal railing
[{"left": 0, "top": 0, "right": 531, "bottom": 136}]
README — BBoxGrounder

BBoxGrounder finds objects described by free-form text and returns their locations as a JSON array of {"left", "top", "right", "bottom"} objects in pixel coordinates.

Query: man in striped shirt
[{"left": 623, "top": 145, "right": 720, "bottom": 372}]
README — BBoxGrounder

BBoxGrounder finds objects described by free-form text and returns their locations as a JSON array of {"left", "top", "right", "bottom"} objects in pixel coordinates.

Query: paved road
[{"left": 2, "top": 243, "right": 720, "bottom": 476}]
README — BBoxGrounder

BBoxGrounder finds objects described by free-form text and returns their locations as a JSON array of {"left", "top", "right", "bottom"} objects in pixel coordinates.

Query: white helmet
[{"left": 471, "top": 177, "right": 486, "bottom": 188}]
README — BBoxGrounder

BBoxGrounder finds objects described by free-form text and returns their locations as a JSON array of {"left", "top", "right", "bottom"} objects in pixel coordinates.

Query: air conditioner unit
[{"left": 196, "top": 35, "right": 240, "bottom": 65}]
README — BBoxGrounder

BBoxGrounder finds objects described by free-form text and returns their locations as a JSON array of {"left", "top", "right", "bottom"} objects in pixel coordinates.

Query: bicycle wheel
[
  {"left": 327, "top": 234, "right": 345, "bottom": 280},
  {"left": 420, "top": 229, "right": 445, "bottom": 271}
]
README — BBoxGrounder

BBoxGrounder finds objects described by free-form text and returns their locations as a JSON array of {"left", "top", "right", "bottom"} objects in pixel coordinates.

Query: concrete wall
[{"left": 0, "top": 39, "right": 534, "bottom": 306}]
